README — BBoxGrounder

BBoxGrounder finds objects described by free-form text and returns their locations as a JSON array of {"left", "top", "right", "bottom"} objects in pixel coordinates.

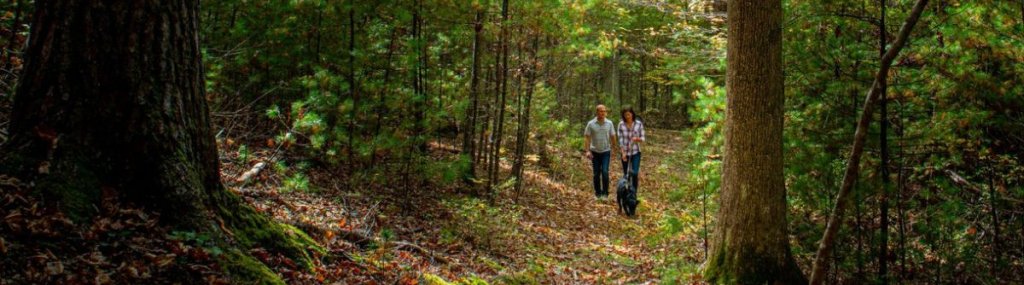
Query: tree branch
[{"left": 808, "top": 0, "right": 930, "bottom": 283}]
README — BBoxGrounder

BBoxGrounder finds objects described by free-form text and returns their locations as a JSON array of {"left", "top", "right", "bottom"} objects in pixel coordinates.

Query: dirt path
[
  {"left": 505, "top": 128, "right": 701, "bottom": 284},
  {"left": 225, "top": 128, "right": 706, "bottom": 284}
]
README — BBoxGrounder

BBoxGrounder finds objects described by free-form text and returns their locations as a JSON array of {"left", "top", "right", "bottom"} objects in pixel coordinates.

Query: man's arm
[{"left": 584, "top": 134, "right": 592, "bottom": 158}]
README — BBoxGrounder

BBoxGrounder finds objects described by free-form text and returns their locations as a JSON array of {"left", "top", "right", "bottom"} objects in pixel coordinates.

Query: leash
[{"left": 624, "top": 121, "right": 635, "bottom": 182}]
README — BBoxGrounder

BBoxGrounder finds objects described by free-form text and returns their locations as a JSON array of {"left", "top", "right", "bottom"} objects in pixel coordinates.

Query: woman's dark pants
[{"left": 621, "top": 152, "right": 641, "bottom": 192}]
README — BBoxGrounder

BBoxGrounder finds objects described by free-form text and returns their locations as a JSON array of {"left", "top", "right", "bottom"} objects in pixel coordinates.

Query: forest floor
[
  {"left": 220, "top": 128, "right": 709, "bottom": 284},
  {"left": 0, "top": 128, "right": 708, "bottom": 284}
]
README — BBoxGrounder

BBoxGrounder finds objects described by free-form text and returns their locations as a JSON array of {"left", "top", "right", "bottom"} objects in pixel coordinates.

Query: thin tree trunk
[
  {"left": 856, "top": 188, "right": 865, "bottom": 282},
  {"left": 512, "top": 35, "right": 538, "bottom": 198},
  {"left": 703, "top": 0, "right": 805, "bottom": 283},
  {"left": 989, "top": 166, "right": 1000, "bottom": 278},
  {"left": 6, "top": 0, "right": 23, "bottom": 54},
  {"left": 488, "top": 0, "right": 510, "bottom": 200},
  {"left": 897, "top": 102, "right": 908, "bottom": 281},
  {"left": 640, "top": 56, "right": 647, "bottom": 112},
  {"left": 347, "top": 5, "right": 357, "bottom": 164},
  {"left": 462, "top": 8, "right": 485, "bottom": 180},
  {"left": 475, "top": 65, "right": 491, "bottom": 172},
  {"left": 878, "top": 1, "right": 891, "bottom": 283},
  {"left": 371, "top": 25, "right": 400, "bottom": 167},
  {"left": 315, "top": 3, "right": 323, "bottom": 64},
  {"left": 613, "top": 49, "right": 620, "bottom": 106},
  {"left": 227, "top": 2, "right": 239, "bottom": 33},
  {"left": 486, "top": 41, "right": 501, "bottom": 193},
  {"left": 652, "top": 83, "right": 658, "bottom": 111},
  {"left": 808, "top": 1, "right": 930, "bottom": 283},
  {"left": 412, "top": 0, "right": 426, "bottom": 153}
]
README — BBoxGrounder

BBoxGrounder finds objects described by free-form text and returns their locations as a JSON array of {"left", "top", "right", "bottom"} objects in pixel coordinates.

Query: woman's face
[{"left": 624, "top": 111, "right": 634, "bottom": 122}]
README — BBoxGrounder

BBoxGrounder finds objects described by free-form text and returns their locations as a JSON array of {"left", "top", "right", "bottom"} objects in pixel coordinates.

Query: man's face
[{"left": 596, "top": 105, "right": 607, "bottom": 120}]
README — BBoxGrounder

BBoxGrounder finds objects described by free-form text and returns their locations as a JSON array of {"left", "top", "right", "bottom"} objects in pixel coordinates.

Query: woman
[{"left": 618, "top": 107, "right": 645, "bottom": 193}]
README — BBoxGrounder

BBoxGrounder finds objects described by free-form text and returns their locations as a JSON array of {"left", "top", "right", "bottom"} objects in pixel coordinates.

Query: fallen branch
[
  {"left": 234, "top": 187, "right": 297, "bottom": 212},
  {"left": 329, "top": 227, "right": 450, "bottom": 265},
  {"left": 235, "top": 161, "right": 268, "bottom": 183},
  {"left": 427, "top": 141, "right": 461, "bottom": 154},
  {"left": 392, "top": 241, "right": 449, "bottom": 265},
  {"left": 809, "top": 0, "right": 930, "bottom": 283}
]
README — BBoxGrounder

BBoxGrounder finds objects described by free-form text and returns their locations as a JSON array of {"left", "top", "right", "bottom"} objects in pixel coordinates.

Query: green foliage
[
  {"left": 190, "top": 0, "right": 1024, "bottom": 282},
  {"left": 273, "top": 160, "right": 314, "bottom": 193},
  {"left": 237, "top": 144, "right": 251, "bottom": 165},
  {"left": 778, "top": 0, "right": 1024, "bottom": 282},
  {"left": 283, "top": 172, "right": 311, "bottom": 193}
]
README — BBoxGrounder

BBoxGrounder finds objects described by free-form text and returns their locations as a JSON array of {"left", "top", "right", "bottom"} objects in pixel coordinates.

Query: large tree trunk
[
  {"left": 703, "top": 0, "right": 806, "bottom": 283},
  {"left": 6, "top": 0, "right": 219, "bottom": 223},
  {"left": 2, "top": 1, "right": 315, "bottom": 282}
]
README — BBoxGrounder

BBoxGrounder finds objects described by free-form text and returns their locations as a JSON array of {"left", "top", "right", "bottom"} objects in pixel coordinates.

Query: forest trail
[
  {"left": 220, "top": 127, "right": 707, "bottom": 284},
  {"left": 496, "top": 128, "right": 702, "bottom": 283}
]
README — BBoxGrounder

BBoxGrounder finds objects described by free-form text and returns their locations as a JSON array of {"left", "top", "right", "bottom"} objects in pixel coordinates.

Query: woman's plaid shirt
[{"left": 618, "top": 120, "right": 645, "bottom": 156}]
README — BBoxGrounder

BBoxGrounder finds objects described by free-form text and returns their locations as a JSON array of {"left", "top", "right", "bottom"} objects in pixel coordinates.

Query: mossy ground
[{"left": 1, "top": 151, "right": 325, "bottom": 284}]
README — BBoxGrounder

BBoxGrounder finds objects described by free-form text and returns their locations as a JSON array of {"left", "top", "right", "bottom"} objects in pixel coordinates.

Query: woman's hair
[{"left": 620, "top": 107, "right": 638, "bottom": 123}]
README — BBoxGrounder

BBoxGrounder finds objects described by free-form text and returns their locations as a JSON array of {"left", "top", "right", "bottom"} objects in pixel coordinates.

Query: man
[{"left": 584, "top": 104, "right": 619, "bottom": 200}]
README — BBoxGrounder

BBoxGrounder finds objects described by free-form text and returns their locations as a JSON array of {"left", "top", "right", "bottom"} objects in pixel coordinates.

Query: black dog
[{"left": 616, "top": 177, "right": 638, "bottom": 217}]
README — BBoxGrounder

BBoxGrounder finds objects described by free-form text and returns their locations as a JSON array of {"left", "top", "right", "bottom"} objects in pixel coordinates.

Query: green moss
[
  {"left": 32, "top": 158, "right": 102, "bottom": 223},
  {"left": 421, "top": 273, "right": 491, "bottom": 285},
  {"left": 422, "top": 273, "right": 454, "bottom": 285},
  {"left": 703, "top": 243, "right": 807, "bottom": 285},
  {"left": 280, "top": 223, "right": 327, "bottom": 255},
  {"left": 213, "top": 190, "right": 322, "bottom": 271},
  {"left": 702, "top": 245, "right": 732, "bottom": 284},
  {"left": 219, "top": 248, "right": 286, "bottom": 285},
  {"left": 493, "top": 261, "right": 544, "bottom": 285},
  {"left": 2, "top": 149, "right": 324, "bottom": 283}
]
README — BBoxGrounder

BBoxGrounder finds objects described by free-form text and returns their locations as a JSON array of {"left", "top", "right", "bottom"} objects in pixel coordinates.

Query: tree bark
[
  {"left": 488, "top": 0, "right": 510, "bottom": 200},
  {"left": 878, "top": 1, "right": 890, "bottom": 283},
  {"left": 462, "top": 8, "right": 485, "bottom": 180},
  {"left": 1, "top": 1, "right": 316, "bottom": 281},
  {"left": 347, "top": 5, "right": 358, "bottom": 164},
  {"left": 703, "top": 0, "right": 806, "bottom": 283},
  {"left": 5, "top": 0, "right": 220, "bottom": 223},
  {"left": 808, "top": 0, "right": 929, "bottom": 283},
  {"left": 512, "top": 35, "right": 538, "bottom": 198}
]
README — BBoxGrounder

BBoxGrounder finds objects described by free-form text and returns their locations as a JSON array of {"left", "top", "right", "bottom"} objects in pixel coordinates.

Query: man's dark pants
[{"left": 591, "top": 151, "right": 611, "bottom": 197}]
